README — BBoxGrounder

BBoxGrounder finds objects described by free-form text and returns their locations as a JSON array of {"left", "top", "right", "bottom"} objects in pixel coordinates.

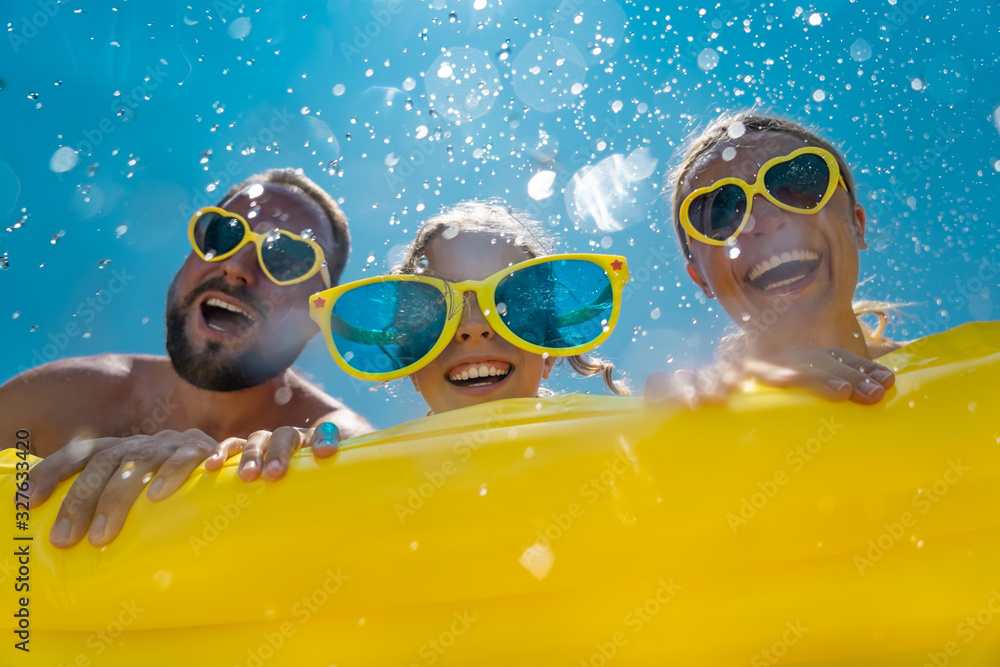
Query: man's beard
[{"left": 165, "top": 276, "right": 304, "bottom": 392}]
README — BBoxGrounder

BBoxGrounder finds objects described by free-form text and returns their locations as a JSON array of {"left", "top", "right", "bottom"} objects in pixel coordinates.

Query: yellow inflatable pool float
[{"left": 3, "top": 321, "right": 1000, "bottom": 666}]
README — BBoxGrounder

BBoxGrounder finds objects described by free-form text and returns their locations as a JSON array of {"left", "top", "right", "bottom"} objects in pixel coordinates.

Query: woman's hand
[
  {"left": 743, "top": 348, "right": 895, "bottom": 404},
  {"left": 643, "top": 348, "right": 895, "bottom": 408}
]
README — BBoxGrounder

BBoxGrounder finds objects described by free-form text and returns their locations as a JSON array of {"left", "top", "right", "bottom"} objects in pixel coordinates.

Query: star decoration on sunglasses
[
  {"left": 611, "top": 260, "right": 623, "bottom": 271},
  {"left": 312, "top": 295, "right": 327, "bottom": 308}
]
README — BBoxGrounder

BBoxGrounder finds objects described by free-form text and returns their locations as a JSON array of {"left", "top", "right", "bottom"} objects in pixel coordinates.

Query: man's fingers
[
  {"left": 49, "top": 448, "right": 127, "bottom": 548},
  {"left": 27, "top": 437, "right": 120, "bottom": 506},
  {"left": 204, "top": 437, "right": 246, "bottom": 472},
  {"left": 88, "top": 446, "right": 173, "bottom": 546},
  {"left": 262, "top": 426, "right": 306, "bottom": 481},
  {"left": 239, "top": 431, "right": 271, "bottom": 482},
  {"left": 147, "top": 439, "right": 220, "bottom": 501},
  {"left": 309, "top": 422, "right": 341, "bottom": 459}
]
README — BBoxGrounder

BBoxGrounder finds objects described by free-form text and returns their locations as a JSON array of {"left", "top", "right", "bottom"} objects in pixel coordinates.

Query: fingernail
[
  {"left": 859, "top": 380, "right": 882, "bottom": 396},
  {"left": 870, "top": 368, "right": 893, "bottom": 384},
  {"left": 316, "top": 422, "right": 340, "bottom": 439},
  {"left": 50, "top": 518, "right": 71, "bottom": 544},
  {"left": 89, "top": 514, "right": 106, "bottom": 542},
  {"left": 147, "top": 478, "right": 164, "bottom": 498},
  {"left": 265, "top": 460, "right": 282, "bottom": 475},
  {"left": 241, "top": 460, "right": 256, "bottom": 472},
  {"left": 826, "top": 378, "right": 850, "bottom": 392}
]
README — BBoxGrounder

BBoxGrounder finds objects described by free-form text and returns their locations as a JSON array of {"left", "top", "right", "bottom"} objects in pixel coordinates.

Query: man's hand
[
  {"left": 29, "top": 429, "right": 239, "bottom": 548},
  {"left": 216, "top": 422, "right": 340, "bottom": 482},
  {"left": 29, "top": 422, "right": 342, "bottom": 548}
]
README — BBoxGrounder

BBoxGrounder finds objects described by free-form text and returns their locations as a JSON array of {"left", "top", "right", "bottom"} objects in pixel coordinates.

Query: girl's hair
[
  {"left": 396, "top": 199, "right": 631, "bottom": 396},
  {"left": 668, "top": 111, "right": 858, "bottom": 260}
]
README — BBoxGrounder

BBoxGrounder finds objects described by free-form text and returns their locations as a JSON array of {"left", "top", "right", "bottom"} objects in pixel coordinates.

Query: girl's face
[
  {"left": 410, "top": 231, "right": 555, "bottom": 414},
  {"left": 682, "top": 130, "right": 867, "bottom": 330}
]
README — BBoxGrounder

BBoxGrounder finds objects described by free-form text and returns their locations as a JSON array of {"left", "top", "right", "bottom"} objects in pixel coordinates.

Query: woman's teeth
[{"left": 748, "top": 250, "right": 819, "bottom": 283}]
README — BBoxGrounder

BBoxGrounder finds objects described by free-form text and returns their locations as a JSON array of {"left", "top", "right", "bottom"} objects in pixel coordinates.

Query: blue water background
[{"left": 1, "top": 0, "right": 998, "bottom": 428}]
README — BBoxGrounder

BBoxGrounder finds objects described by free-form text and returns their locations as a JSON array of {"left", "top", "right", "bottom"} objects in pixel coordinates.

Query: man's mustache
[{"left": 181, "top": 277, "right": 267, "bottom": 317}]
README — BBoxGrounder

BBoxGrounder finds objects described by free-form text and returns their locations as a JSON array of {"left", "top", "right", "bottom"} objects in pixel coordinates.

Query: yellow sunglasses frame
[
  {"left": 188, "top": 206, "right": 332, "bottom": 288},
  {"left": 308, "top": 253, "right": 630, "bottom": 382},
  {"left": 678, "top": 146, "right": 847, "bottom": 247}
]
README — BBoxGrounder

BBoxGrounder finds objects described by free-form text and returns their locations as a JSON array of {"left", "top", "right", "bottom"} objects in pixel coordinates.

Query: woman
[{"left": 646, "top": 112, "right": 900, "bottom": 404}]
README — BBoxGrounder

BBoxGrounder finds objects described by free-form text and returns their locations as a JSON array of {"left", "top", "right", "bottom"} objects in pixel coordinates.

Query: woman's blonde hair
[{"left": 396, "top": 199, "right": 630, "bottom": 396}]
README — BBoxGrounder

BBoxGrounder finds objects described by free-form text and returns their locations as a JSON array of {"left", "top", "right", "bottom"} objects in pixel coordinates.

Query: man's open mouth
[
  {"left": 746, "top": 250, "right": 821, "bottom": 292},
  {"left": 200, "top": 297, "right": 256, "bottom": 334},
  {"left": 447, "top": 361, "right": 512, "bottom": 387}
]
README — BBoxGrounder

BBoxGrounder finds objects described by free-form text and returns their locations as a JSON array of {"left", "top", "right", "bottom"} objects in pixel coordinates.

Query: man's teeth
[
  {"left": 206, "top": 297, "right": 255, "bottom": 323},
  {"left": 450, "top": 364, "right": 510, "bottom": 382},
  {"left": 748, "top": 250, "right": 819, "bottom": 282}
]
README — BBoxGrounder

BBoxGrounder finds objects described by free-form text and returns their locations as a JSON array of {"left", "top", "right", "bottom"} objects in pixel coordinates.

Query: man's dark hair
[{"left": 222, "top": 168, "right": 350, "bottom": 284}]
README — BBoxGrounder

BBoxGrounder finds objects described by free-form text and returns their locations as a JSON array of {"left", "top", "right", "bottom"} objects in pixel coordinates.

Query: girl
[{"left": 309, "top": 200, "right": 631, "bottom": 414}]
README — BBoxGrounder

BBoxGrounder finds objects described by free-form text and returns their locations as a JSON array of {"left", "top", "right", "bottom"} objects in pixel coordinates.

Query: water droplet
[
  {"left": 415, "top": 256, "right": 429, "bottom": 273},
  {"left": 410, "top": 541, "right": 419, "bottom": 551},
  {"left": 82, "top": 329, "right": 92, "bottom": 339},
  {"left": 910, "top": 78, "right": 924, "bottom": 91},
  {"left": 98, "top": 259, "right": 112, "bottom": 269},
  {"left": 274, "top": 386, "right": 292, "bottom": 406},
  {"left": 265, "top": 230, "right": 281, "bottom": 244},
  {"left": 29, "top": 324, "right": 38, "bottom": 332},
  {"left": 728, "top": 246, "right": 741, "bottom": 259},
  {"left": 650, "top": 307, "right": 661, "bottom": 320},
  {"left": 611, "top": 100, "right": 623, "bottom": 113},
  {"left": 0, "top": 253, "right": 8, "bottom": 270},
  {"left": 441, "top": 226, "right": 459, "bottom": 240},
  {"left": 27, "top": 92, "right": 39, "bottom": 100},
  {"left": 300, "top": 229, "right": 315, "bottom": 240},
  {"left": 50, "top": 230, "right": 65, "bottom": 244},
  {"left": 850, "top": 38, "right": 872, "bottom": 62},
  {"left": 115, "top": 224, "right": 128, "bottom": 238},
  {"left": 722, "top": 146, "right": 737, "bottom": 161},
  {"left": 808, "top": 12, "right": 822, "bottom": 25},
  {"left": 727, "top": 121, "right": 746, "bottom": 139},
  {"left": 402, "top": 77, "right": 416, "bottom": 92},
  {"left": 697, "top": 49, "right": 719, "bottom": 71},
  {"left": 479, "top": 485, "right": 488, "bottom": 496},
  {"left": 227, "top": 16, "right": 252, "bottom": 40},
  {"left": 327, "top": 160, "right": 341, "bottom": 175},
  {"left": 332, "top": 83, "right": 346, "bottom": 96},
  {"left": 12, "top": 312, "right": 19, "bottom": 319},
  {"left": 300, "top": 106, "right": 310, "bottom": 115},
  {"left": 49, "top": 146, "right": 79, "bottom": 173},
  {"left": 497, "top": 302, "right": 507, "bottom": 315},
  {"left": 812, "top": 89, "right": 826, "bottom": 102},
  {"left": 199, "top": 150, "right": 212, "bottom": 165}
]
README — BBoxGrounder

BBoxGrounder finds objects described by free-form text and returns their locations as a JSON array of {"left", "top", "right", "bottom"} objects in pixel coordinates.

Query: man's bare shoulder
[
  {"left": 0, "top": 354, "right": 169, "bottom": 455},
  {"left": 3, "top": 353, "right": 169, "bottom": 388}
]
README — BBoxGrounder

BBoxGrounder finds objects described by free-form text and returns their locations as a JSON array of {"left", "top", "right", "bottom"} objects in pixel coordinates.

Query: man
[{"left": 0, "top": 168, "right": 372, "bottom": 547}]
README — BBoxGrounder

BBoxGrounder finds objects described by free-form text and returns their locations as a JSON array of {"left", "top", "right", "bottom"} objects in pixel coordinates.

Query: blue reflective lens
[
  {"left": 329, "top": 281, "right": 447, "bottom": 374},
  {"left": 495, "top": 260, "right": 612, "bottom": 349}
]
